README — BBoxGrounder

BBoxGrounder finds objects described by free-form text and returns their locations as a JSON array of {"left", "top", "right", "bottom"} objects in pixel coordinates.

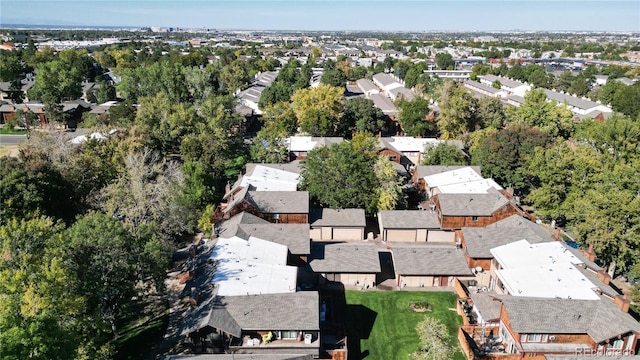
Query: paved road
[
  {"left": 0, "top": 134, "right": 26, "bottom": 146},
  {"left": 0, "top": 128, "right": 91, "bottom": 147}
]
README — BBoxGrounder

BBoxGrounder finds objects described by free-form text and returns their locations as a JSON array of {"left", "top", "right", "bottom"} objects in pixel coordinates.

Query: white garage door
[
  {"left": 386, "top": 230, "right": 417, "bottom": 242},
  {"left": 427, "top": 230, "right": 455, "bottom": 243},
  {"left": 309, "top": 228, "right": 322, "bottom": 240},
  {"left": 332, "top": 228, "right": 362, "bottom": 240}
]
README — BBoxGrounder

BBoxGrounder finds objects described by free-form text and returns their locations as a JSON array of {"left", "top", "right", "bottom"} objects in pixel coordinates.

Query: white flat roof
[
  {"left": 436, "top": 178, "right": 503, "bottom": 194},
  {"left": 284, "top": 136, "right": 316, "bottom": 152},
  {"left": 387, "top": 136, "right": 441, "bottom": 152},
  {"left": 210, "top": 236, "right": 297, "bottom": 296},
  {"left": 496, "top": 263, "right": 600, "bottom": 300},
  {"left": 491, "top": 239, "right": 600, "bottom": 300},
  {"left": 424, "top": 166, "right": 483, "bottom": 188},
  {"left": 238, "top": 165, "right": 300, "bottom": 192},
  {"left": 491, "top": 239, "right": 583, "bottom": 269}
]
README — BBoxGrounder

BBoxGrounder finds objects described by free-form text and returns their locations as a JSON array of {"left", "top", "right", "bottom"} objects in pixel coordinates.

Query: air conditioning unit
[{"left": 549, "top": 336, "right": 556, "bottom": 341}]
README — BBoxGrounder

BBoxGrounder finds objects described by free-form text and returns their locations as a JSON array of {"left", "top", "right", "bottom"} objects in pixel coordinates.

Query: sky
[{"left": 1, "top": 1, "right": 639, "bottom": 32}]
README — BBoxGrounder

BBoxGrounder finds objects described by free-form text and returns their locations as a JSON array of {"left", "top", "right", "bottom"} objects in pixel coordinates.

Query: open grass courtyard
[{"left": 345, "top": 290, "right": 465, "bottom": 360}]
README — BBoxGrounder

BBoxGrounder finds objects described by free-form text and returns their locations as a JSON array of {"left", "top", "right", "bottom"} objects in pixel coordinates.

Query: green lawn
[
  {"left": 112, "top": 299, "right": 169, "bottom": 360},
  {"left": 345, "top": 291, "right": 465, "bottom": 360},
  {"left": 0, "top": 127, "right": 27, "bottom": 134}
]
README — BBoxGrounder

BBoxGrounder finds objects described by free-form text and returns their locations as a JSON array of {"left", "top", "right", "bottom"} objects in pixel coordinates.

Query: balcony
[
  {"left": 229, "top": 332, "right": 320, "bottom": 356},
  {"left": 459, "top": 325, "right": 516, "bottom": 360}
]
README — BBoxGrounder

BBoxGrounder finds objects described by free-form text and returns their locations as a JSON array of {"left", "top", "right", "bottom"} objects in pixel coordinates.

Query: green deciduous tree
[
  {"left": 0, "top": 156, "right": 77, "bottom": 225},
  {"left": 397, "top": 97, "right": 437, "bottom": 137},
  {"left": 0, "top": 217, "right": 82, "bottom": 360},
  {"left": 220, "top": 60, "right": 250, "bottom": 94},
  {"left": 320, "top": 69, "right": 347, "bottom": 87},
  {"left": 374, "top": 157, "right": 404, "bottom": 211},
  {"left": 341, "top": 97, "right": 386, "bottom": 137},
  {"left": 300, "top": 133, "right": 400, "bottom": 214},
  {"left": 476, "top": 96, "right": 506, "bottom": 129},
  {"left": 291, "top": 83, "right": 345, "bottom": 136},
  {"left": 65, "top": 212, "right": 138, "bottom": 338},
  {"left": 412, "top": 317, "right": 453, "bottom": 360},
  {"left": 435, "top": 53, "right": 454, "bottom": 70},
  {"left": 135, "top": 92, "right": 199, "bottom": 154},
  {"left": 471, "top": 125, "right": 552, "bottom": 194},
  {"left": 422, "top": 142, "right": 467, "bottom": 166},
  {"left": 509, "top": 88, "right": 574, "bottom": 138},
  {"left": 611, "top": 83, "right": 640, "bottom": 119},
  {"left": 28, "top": 59, "right": 83, "bottom": 124},
  {"left": 435, "top": 80, "right": 482, "bottom": 139}
]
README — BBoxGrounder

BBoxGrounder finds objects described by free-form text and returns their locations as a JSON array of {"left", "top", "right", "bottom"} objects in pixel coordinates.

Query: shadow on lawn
[{"left": 345, "top": 304, "right": 377, "bottom": 360}]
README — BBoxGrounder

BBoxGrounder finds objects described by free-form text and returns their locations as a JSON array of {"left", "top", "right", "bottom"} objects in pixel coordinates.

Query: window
[
  {"left": 472, "top": 216, "right": 479, "bottom": 222},
  {"left": 388, "top": 156, "right": 397, "bottom": 161},
  {"left": 611, "top": 339, "right": 624, "bottom": 349},
  {"left": 281, "top": 330, "right": 298, "bottom": 340},
  {"left": 524, "top": 334, "right": 542, "bottom": 342}
]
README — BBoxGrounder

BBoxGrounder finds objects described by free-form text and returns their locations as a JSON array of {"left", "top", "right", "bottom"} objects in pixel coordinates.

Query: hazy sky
[{"left": 1, "top": 1, "right": 639, "bottom": 31}]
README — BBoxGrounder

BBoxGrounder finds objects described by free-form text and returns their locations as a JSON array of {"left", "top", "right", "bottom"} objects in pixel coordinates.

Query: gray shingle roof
[
  {"left": 237, "top": 86, "right": 265, "bottom": 104},
  {"left": 237, "top": 223, "right": 310, "bottom": 255},
  {"left": 373, "top": 73, "right": 400, "bottom": 87},
  {"left": 183, "top": 292, "right": 319, "bottom": 338},
  {"left": 388, "top": 87, "right": 415, "bottom": 101},
  {"left": 245, "top": 161, "right": 302, "bottom": 176},
  {"left": 462, "top": 215, "right": 554, "bottom": 258},
  {"left": 568, "top": 247, "right": 603, "bottom": 272},
  {"left": 437, "top": 188, "right": 511, "bottom": 216},
  {"left": 310, "top": 208, "right": 366, "bottom": 227},
  {"left": 499, "top": 296, "right": 640, "bottom": 343},
  {"left": 247, "top": 191, "right": 309, "bottom": 214},
  {"left": 223, "top": 186, "right": 251, "bottom": 214},
  {"left": 369, "top": 94, "right": 398, "bottom": 114},
  {"left": 464, "top": 79, "right": 503, "bottom": 94},
  {"left": 543, "top": 89, "right": 602, "bottom": 111},
  {"left": 377, "top": 137, "right": 401, "bottom": 153},
  {"left": 392, "top": 245, "right": 471, "bottom": 276},
  {"left": 478, "top": 75, "right": 526, "bottom": 89},
  {"left": 469, "top": 291, "right": 501, "bottom": 321},
  {"left": 312, "top": 137, "right": 343, "bottom": 148},
  {"left": 218, "top": 211, "right": 270, "bottom": 237},
  {"left": 308, "top": 242, "right": 381, "bottom": 273},
  {"left": 378, "top": 210, "right": 441, "bottom": 230},
  {"left": 356, "top": 78, "right": 378, "bottom": 93},
  {"left": 222, "top": 292, "right": 319, "bottom": 331},
  {"left": 575, "top": 267, "right": 617, "bottom": 298}
]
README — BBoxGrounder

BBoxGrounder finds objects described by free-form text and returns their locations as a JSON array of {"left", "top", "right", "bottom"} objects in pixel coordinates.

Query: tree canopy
[
  {"left": 300, "top": 133, "right": 402, "bottom": 214},
  {"left": 291, "top": 84, "right": 345, "bottom": 136}
]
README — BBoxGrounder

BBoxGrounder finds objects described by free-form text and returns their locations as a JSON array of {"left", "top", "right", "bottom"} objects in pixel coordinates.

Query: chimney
[
  {"left": 596, "top": 270, "right": 611, "bottom": 285},
  {"left": 225, "top": 181, "right": 231, "bottom": 194},
  {"left": 583, "top": 244, "right": 596, "bottom": 262},
  {"left": 505, "top": 187, "right": 514, "bottom": 198},
  {"left": 555, "top": 227, "right": 561, "bottom": 240},
  {"left": 614, "top": 294, "right": 630, "bottom": 313}
]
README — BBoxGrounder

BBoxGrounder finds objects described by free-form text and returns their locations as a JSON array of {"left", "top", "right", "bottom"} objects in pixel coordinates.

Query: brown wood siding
[
  {"left": 378, "top": 148, "right": 403, "bottom": 163},
  {"left": 220, "top": 202, "right": 308, "bottom": 225},
  {"left": 499, "top": 303, "right": 521, "bottom": 343},
  {"left": 439, "top": 203, "right": 521, "bottom": 230},
  {"left": 467, "top": 258, "right": 491, "bottom": 270},
  {"left": 534, "top": 333, "right": 593, "bottom": 345},
  {"left": 266, "top": 213, "right": 308, "bottom": 224}
]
